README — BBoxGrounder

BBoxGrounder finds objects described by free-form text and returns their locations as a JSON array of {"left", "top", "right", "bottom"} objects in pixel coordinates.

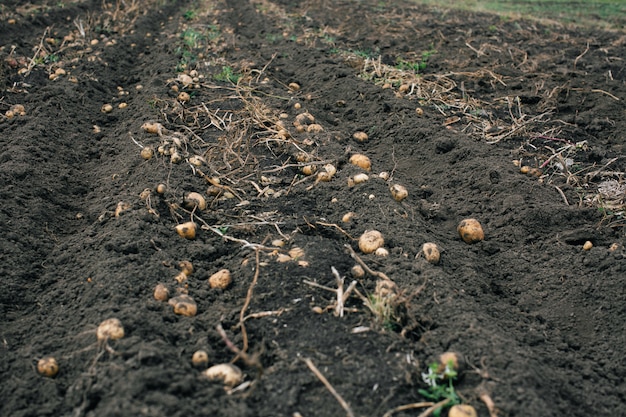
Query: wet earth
[{"left": 1, "top": 1, "right": 625, "bottom": 416}]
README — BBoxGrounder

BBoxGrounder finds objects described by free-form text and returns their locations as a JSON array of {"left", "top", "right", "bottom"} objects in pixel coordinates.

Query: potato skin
[{"left": 457, "top": 218, "right": 484, "bottom": 244}]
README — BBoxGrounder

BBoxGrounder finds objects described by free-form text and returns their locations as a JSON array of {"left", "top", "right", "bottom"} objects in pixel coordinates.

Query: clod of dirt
[
  {"left": 204, "top": 363, "right": 243, "bottom": 387},
  {"left": 457, "top": 219, "right": 485, "bottom": 244},
  {"left": 208, "top": 269, "right": 232, "bottom": 289},
  {"left": 114, "top": 201, "right": 131, "bottom": 217},
  {"left": 96, "top": 318, "right": 125, "bottom": 342},
  {"left": 390, "top": 184, "right": 408, "bottom": 202},
  {"left": 422, "top": 242, "right": 441, "bottom": 264},
  {"left": 153, "top": 283, "right": 169, "bottom": 301},
  {"left": 349, "top": 154, "right": 372, "bottom": 171},
  {"left": 175, "top": 222, "right": 197, "bottom": 239},
  {"left": 191, "top": 350, "right": 209, "bottom": 368},
  {"left": 168, "top": 294, "right": 197, "bottom": 317},
  {"left": 353, "top": 131, "right": 368, "bottom": 142},
  {"left": 358, "top": 230, "right": 384, "bottom": 254},
  {"left": 448, "top": 404, "right": 477, "bottom": 417},
  {"left": 37, "top": 357, "right": 59, "bottom": 377},
  {"left": 183, "top": 192, "right": 206, "bottom": 211}
]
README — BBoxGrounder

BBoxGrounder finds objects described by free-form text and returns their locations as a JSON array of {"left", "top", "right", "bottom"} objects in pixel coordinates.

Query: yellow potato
[{"left": 457, "top": 218, "right": 484, "bottom": 244}]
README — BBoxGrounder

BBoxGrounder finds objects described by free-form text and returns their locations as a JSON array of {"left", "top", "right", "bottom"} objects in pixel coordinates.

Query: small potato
[
  {"left": 169, "top": 294, "right": 197, "bottom": 316},
  {"left": 294, "top": 112, "right": 315, "bottom": 125},
  {"left": 288, "top": 82, "right": 301, "bottom": 91},
  {"left": 349, "top": 154, "right": 371, "bottom": 171},
  {"left": 438, "top": 351, "right": 464, "bottom": 374},
  {"left": 358, "top": 230, "right": 384, "bottom": 254},
  {"left": 156, "top": 183, "right": 167, "bottom": 194},
  {"left": 351, "top": 264, "right": 365, "bottom": 278},
  {"left": 191, "top": 350, "right": 209, "bottom": 368},
  {"left": 375, "top": 247, "right": 389, "bottom": 257},
  {"left": 301, "top": 165, "right": 316, "bottom": 176},
  {"left": 583, "top": 240, "right": 593, "bottom": 251},
  {"left": 177, "top": 92, "right": 190, "bottom": 102},
  {"left": 37, "top": 357, "right": 59, "bottom": 377},
  {"left": 101, "top": 103, "right": 113, "bottom": 113},
  {"left": 179, "top": 260, "right": 194, "bottom": 276},
  {"left": 422, "top": 242, "right": 440, "bottom": 264},
  {"left": 375, "top": 279, "right": 397, "bottom": 298},
  {"left": 448, "top": 404, "right": 477, "bottom": 417},
  {"left": 353, "top": 131, "right": 368, "bottom": 142},
  {"left": 204, "top": 363, "right": 243, "bottom": 387},
  {"left": 183, "top": 192, "right": 206, "bottom": 211},
  {"left": 342, "top": 212, "right": 355, "bottom": 223},
  {"left": 350, "top": 173, "right": 369, "bottom": 185},
  {"left": 209, "top": 269, "right": 232, "bottom": 289},
  {"left": 141, "top": 122, "right": 164, "bottom": 135},
  {"left": 307, "top": 123, "right": 324, "bottom": 133},
  {"left": 390, "top": 184, "right": 408, "bottom": 202},
  {"left": 97, "top": 318, "right": 124, "bottom": 342},
  {"left": 140, "top": 146, "right": 154, "bottom": 160},
  {"left": 153, "top": 283, "right": 169, "bottom": 301},
  {"left": 175, "top": 222, "right": 197, "bottom": 239},
  {"left": 457, "top": 218, "right": 484, "bottom": 244}
]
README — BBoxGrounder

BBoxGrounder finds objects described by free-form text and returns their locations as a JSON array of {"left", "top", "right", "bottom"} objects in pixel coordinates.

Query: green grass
[{"left": 409, "top": 0, "right": 626, "bottom": 29}]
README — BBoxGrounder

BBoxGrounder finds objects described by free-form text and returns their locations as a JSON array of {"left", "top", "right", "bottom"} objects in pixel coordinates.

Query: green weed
[
  {"left": 183, "top": 9, "right": 197, "bottom": 20},
  {"left": 214, "top": 66, "right": 241, "bottom": 84},
  {"left": 418, "top": 361, "right": 460, "bottom": 416}
]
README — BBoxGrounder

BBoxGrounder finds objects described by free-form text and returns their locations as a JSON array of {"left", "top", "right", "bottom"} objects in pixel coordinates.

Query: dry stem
[{"left": 303, "top": 358, "right": 355, "bottom": 417}]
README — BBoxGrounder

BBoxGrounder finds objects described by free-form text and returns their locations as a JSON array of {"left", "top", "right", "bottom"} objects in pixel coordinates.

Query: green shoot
[{"left": 418, "top": 361, "right": 460, "bottom": 417}]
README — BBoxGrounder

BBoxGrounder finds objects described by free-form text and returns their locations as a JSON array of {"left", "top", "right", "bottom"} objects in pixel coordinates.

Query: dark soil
[{"left": 2, "top": 1, "right": 625, "bottom": 416}]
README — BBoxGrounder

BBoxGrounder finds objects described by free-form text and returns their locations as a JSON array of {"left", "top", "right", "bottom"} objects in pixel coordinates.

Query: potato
[
  {"left": 353, "top": 131, "right": 368, "bottom": 142},
  {"left": 422, "top": 242, "right": 440, "bottom": 264},
  {"left": 37, "top": 357, "right": 59, "bottom": 377},
  {"left": 156, "top": 183, "right": 167, "bottom": 194},
  {"left": 153, "top": 283, "right": 169, "bottom": 301},
  {"left": 307, "top": 123, "right": 324, "bottom": 133},
  {"left": 140, "top": 146, "right": 154, "bottom": 160},
  {"left": 342, "top": 212, "right": 355, "bottom": 223},
  {"left": 358, "top": 230, "right": 384, "bottom": 254},
  {"left": 191, "top": 350, "right": 209, "bottom": 368},
  {"left": 177, "top": 92, "right": 190, "bottom": 102},
  {"left": 375, "top": 247, "right": 389, "bottom": 257},
  {"left": 390, "top": 184, "right": 408, "bottom": 202},
  {"left": 168, "top": 294, "right": 197, "bottom": 316},
  {"left": 183, "top": 192, "right": 206, "bottom": 211},
  {"left": 175, "top": 222, "right": 197, "bottom": 239},
  {"left": 349, "top": 173, "right": 369, "bottom": 186},
  {"left": 349, "top": 154, "right": 371, "bottom": 171},
  {"left": 204, "top": 363, "right": 243, "bottom": 387},
  {"left": 457, "top": 219, "right": 484, "bottom": 244},
  {"left": 101, "top": 103, "right": 113, "bottom": 113},
  {"left": 179, "top": 260, "right": 194, "bottom": 276},
  {"left": 209, "top": 269, "right": 232, "bottom": 289},
  {"left": 351, "top": 264, "right": 365, "bottom": 278},
  {"left": 141, "top": 122, "right": 164, "bottom": 135},
  {"left": 448, "top": 404, "right": 477, "bottom": 417},
  {"left": 438, "top": 351, "right": 464, "bottom": 374},
  {"left": 288, "top": 82, "right": 301, "bottom": 91},
  {"left": 96, "top": 318, "right": 125, "bottom": 341},
  {"left": 583, "top": 240, "right": 593, "bottom": 251}
]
